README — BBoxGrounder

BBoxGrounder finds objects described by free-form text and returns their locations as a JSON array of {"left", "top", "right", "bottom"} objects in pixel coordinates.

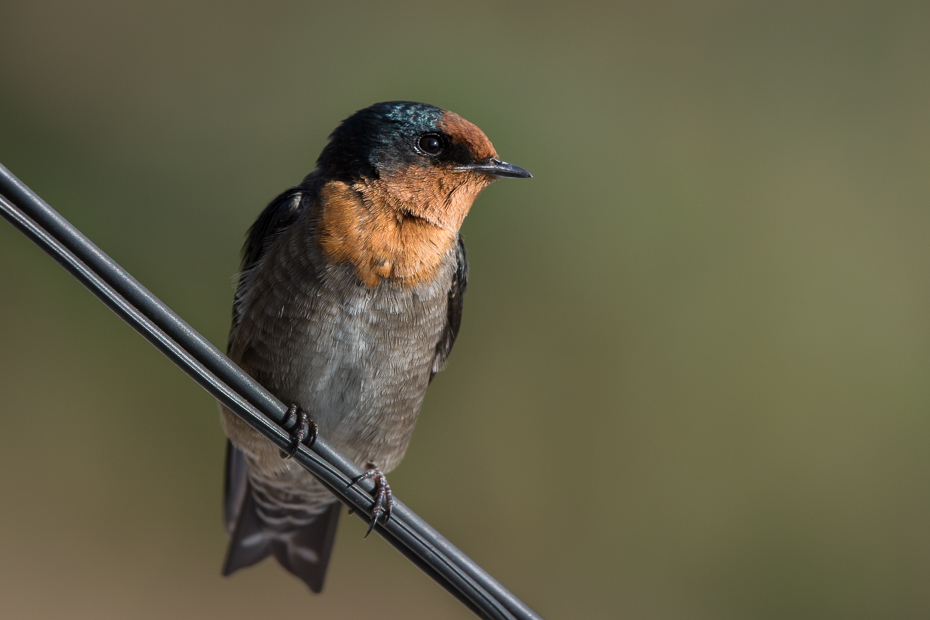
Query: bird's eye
[{"left": 417, "top": 134, "right": 444, "bottom": 156}]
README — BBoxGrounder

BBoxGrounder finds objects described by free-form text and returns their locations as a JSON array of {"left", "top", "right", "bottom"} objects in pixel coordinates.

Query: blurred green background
[{"left": 2, "top": 1, "right": 930, "bottom": 618}]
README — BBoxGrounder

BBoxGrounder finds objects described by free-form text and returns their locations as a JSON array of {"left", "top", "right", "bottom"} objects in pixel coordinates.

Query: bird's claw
[
  {"left": 348, "top": 462, "right": 393, "bottom": 538},
  {"left": 279, "top": 404, "right": 318, "bottom": 460}
]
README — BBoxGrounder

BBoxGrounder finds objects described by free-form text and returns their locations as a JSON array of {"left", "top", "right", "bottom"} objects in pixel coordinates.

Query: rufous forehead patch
[{"left": 439, "top": 111, "right": 498, "bottom": 160}]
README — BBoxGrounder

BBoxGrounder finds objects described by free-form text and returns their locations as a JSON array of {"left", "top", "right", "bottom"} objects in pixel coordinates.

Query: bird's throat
[{"left": 317, "top": 180, "right": 461, "bottom": 288}]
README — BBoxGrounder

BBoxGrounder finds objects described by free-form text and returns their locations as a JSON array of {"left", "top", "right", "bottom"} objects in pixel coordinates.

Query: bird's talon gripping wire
[
  {"left": 280, "top": 405, "right": 318, "bottom": 460},
  {"left": 348, "top": 462, "right": 394, "bottom": 537}
]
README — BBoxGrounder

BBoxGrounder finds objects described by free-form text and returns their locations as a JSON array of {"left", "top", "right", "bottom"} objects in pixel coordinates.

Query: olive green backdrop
[{"left": 2, "top": 1, "right": 929, "bottom": 618}]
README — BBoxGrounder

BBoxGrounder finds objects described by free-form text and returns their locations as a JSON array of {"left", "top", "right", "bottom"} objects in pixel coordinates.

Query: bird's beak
[{"left": 456, "top": 158, "right": 532, "bottom": 179}]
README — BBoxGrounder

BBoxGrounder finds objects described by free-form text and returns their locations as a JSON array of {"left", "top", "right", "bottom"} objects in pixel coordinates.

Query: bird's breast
[{"left": 231, "top": 238, "right": 455, "bottom": 471}]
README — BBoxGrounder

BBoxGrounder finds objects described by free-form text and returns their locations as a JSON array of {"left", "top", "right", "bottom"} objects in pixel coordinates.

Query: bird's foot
[
  {"left": 348, "top": 462, "right": 394, "bottom": 538},
  {"left": 279, "top": 404, "right": 318, "bottom": 460}
]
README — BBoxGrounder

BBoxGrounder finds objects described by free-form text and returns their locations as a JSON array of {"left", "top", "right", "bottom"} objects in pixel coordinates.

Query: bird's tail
[{"left": 222, "top": 441, "right": 342, "bottom": 593}]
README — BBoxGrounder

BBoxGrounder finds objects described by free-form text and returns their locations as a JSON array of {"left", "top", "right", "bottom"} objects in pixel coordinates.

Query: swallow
[{"left": 219, "top": 101, "right": 531, "bottom": 593}]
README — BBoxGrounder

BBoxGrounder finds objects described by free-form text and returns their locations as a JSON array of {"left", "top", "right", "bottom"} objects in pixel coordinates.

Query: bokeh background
[{"left": 2, "top": 1, "right": 929, "bottom": 618}]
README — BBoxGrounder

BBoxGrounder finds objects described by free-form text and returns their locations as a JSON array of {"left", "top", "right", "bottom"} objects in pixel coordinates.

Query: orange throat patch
[{"left": 317, "top": 176, "right": 487, "bottom": 288}]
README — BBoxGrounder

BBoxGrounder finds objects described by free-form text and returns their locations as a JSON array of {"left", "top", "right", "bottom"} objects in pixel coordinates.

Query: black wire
[{"left": 0, "top": 163, "right": 543, "bottom": 620}]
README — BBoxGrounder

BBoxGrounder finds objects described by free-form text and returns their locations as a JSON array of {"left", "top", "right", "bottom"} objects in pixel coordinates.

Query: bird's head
[{"left": 317, "top": 101, "right": 530, "bottom": 231}]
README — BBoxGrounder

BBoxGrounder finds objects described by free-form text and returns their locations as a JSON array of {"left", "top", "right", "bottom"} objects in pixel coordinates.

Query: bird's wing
[
  {"left": 224, "top": 186, "right": 307, "bottom": 528},
  {"left": 223, "top": 173, "right": 342, "bottom": 593},
  {"left": 229, "top": 183, "right": 311, "bottom": 334},
  {"left": 431, "top": 234, "right": 468, "bottom": 381},
  {"left": 242, "top": 187, "right": 307, "bottom": 270}
]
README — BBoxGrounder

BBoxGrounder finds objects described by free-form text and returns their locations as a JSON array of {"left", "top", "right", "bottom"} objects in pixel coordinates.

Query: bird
[{"left": 218, "top": 101, "right": 531, "bottom": 593}]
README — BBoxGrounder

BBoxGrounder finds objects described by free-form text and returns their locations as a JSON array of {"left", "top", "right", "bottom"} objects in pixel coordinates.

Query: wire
[{"left": 0, "top": 162, "right": 543, "bottom": 620}]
